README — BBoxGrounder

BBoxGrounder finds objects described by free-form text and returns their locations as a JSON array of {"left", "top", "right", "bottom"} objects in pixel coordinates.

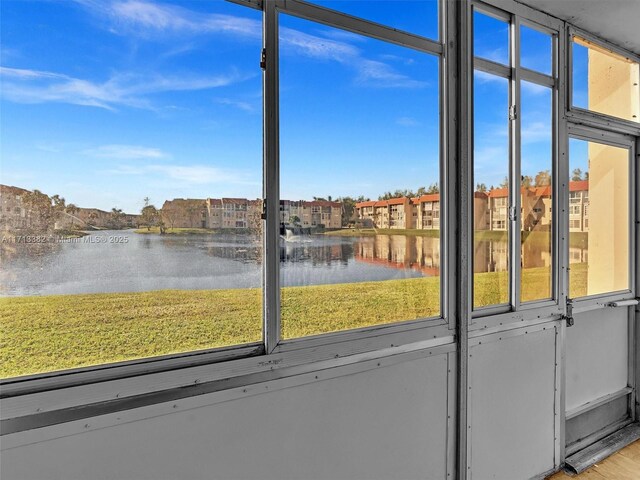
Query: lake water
[{"left": 0, "top": 230, "right": 586, "bottom": 297}]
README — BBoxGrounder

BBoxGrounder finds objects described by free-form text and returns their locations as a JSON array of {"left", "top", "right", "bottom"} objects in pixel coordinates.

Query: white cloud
[
  {"left": 396, "top": 116, "right": 421, "bottom": 127},
  {"left": 355, "top": 59, "right": 427, "bottom": 88},
  {"left": 280, "top": 27, "right": 360, "bottom": 62},
  {"left": 215, "top": 97, "right": 256, "bottom": 113},
  {"left": 521, "top": 121, "right": 551, "bottom": 145},
  {"left": 83, "top": 144, "right": 168, "bottom": 159},
  {"left": 78, "top": 0, "right": 426, "bottom": 90},
  {"left": 0, "top": 66, "right": 249, "bottom": 110},
  {"left": 76, "top": 0, "right": 261, "bottom": 39},
  {"left": 521, "top": 81, "right": 551, "bottom": 96},
  {"left": 107, "top": 163, "right": 258, "bottom": 186}
]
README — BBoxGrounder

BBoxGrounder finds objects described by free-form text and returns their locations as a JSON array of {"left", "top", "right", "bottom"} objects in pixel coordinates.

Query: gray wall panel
[
  {"left": 469, "top": 327, "right": 557, "bottom": 480},
  {"left": 566, "top": 308, "right": 628, "bottom": 412},
  {"left": 1, "top": 355, "right": 449, "bottom": 480}
]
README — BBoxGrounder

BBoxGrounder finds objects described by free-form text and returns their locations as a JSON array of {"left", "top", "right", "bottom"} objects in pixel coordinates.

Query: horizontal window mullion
[
  {"left": 520, "top": 67, "right": 554, "bottom": 87},
  {"left": 473, "top": 57, "right": 511, "bottom": 78},
  {"left": 275, "top": 0, "right": 442, "bottom": 56}
]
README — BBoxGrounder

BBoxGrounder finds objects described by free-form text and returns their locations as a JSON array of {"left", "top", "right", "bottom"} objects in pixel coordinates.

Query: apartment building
[
  {"left": 355, "top": 197, "right": 413, "bottom": 229},
  {"left": 568, "top": 180, "right": 589, "bottom": 232},
  {"left": 413, "top": 194, "right": 441, "bottom": 230},
  {"left": 356, "top": 181, "right": 589, "bottom": 232},
  {"left": 0, "top": 185, "right": 32, "bottom": 230},
  {"left": 280, "top": 200, "right": 342, "bottom": 229},
  {"left": 161, "top": 199, "right": 208, "bottom": 229}
]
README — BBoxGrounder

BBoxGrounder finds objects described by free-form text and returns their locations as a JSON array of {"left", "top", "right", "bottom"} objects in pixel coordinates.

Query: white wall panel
[
  {"left": 1, "top": 354, "right": 450, "bottom": 480},
  {"left": 469, "top": 326, "right": 557, "bottom": 480},
  {"left": 565, "top": 308, "right": 628, "bottom": 412}
]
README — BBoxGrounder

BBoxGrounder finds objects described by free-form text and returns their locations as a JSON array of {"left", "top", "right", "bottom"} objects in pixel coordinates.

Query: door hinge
[
  {"left": 508, "top": 206, "right": 517, "bottom": 222},
  {"left": 509, "top": 104, "right": 517, "bottom": 121},
  {"left": 260, "top": 48, "right": 267, "bottom": 70},
  {"left": 261, "top": 199, "right": 267, "bottom": 220},
  {"left": 563, "top": 298, "right": 574, "bottom": 327}
]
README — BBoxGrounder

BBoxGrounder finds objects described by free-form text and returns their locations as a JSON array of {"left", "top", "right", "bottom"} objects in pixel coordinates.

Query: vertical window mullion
[
  {"left": 510, "top": 15, "right": 522, "bottom": 310},
  {"left": 263, "top": 0, "right": 281, "bottom": 353}
]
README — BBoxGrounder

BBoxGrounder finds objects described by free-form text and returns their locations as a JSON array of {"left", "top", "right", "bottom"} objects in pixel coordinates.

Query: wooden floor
[{"left": 547, "top": 440, "right": 640, "bottom": 479}]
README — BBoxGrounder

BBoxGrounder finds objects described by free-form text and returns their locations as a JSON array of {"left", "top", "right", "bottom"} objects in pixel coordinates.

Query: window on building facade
[
  {"left": 0, "top": 0, "right": 264, "bottom": 379},
  {"left": 279, "top": 12, "right": 441, "bottom": 339},
  {"left": 568, "top": 138, "right": 630, "bottom": 298},
  {"left": 572, "top": 35, "right": 640, "bottom": 123}
]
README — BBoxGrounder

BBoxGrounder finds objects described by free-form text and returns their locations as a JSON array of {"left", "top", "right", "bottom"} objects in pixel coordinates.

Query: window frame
[
  {"left": 567, "top": 26, "right": 640, "bottom": 135},
  {"left": 566, "top": 124, "right": 637, "bottom": 310},
  {"left": 470, "top": 1, "right": 562, "bottom": 323},
  {"left": 0, "top": 0, "right": 451, "bottom": 413}
]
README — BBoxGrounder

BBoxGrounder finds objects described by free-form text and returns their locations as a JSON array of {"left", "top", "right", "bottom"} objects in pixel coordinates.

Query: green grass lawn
[{"left": 0, "top": 265, "right": 588, "bottom": 378}]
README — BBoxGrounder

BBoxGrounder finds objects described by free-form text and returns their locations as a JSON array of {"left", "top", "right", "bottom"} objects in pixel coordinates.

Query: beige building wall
[
  {"left": 584, "top": 44, "right": 634, "bottom": 294},
  {"left": 586, "top": 142, "right": 629, "bottom": 294},
  {"left": 583, "top": 37, "right": 640, "bottom": 122}
]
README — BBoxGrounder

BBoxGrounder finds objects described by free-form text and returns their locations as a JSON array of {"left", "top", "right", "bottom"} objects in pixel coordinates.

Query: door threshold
[{"left": 564, "top": 423, "right": 640, "bottom": 474}]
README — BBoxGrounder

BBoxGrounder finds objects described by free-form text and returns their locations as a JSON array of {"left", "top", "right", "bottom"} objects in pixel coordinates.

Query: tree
[
  {"left": 163, "top": 207, "right": 179, "bottom": 230},
  {"left": 109, "top": 208, "right": 125, "bottom": 229},
  {"left": 335, "top": 195, "right": 369, "bottom": 227},
  {"left": 571, "top": 168, "right": 583, "bottom": 182},
  {"left": 499, "top": 176, "right": 509, "bottom": 189},
  {"left": 290, "top": 215, "right": 301, "bottom": 225},
  {"left": 141, "top": 204, "right": 159, "bottom": 231},
  {"left": 535, "top": 170, "right": 551, "bottom": 186},
  {"left": 378, "top": 189, "right": 415, "bottom": 200},
  {"left": 521, "top": 175, "right": 533, "bottom": 188},
  {"left": 426, "top": 183, "right": 439, "bottom": 194},
  {"left": 475, "top": 183, "right": 487, "bottom": 192}
]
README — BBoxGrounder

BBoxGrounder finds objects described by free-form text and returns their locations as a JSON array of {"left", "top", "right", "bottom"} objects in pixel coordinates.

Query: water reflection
[
  {"left": 0, "top": 230, "right": 588, "bottom": 296},
  {"left": 354, "top": 235, "right": 440, "bottom": 276}
]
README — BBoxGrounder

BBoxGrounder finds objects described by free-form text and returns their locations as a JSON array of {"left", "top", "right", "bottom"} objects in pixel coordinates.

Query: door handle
[{"left": 606, "top": 299, "right": 640, "bottom": 308}]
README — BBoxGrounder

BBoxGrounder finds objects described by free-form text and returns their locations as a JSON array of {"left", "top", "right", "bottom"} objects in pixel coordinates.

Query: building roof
[
  {"left": 355, "top": 200, "right": 377, "bottom": 208},
  {"left": 302, "top": 200, "right": 342, "bottom": 208},
  {"left": 412, "top": 193, "right": 440, "bottom": 204},
  {"left": 386, "top": 197, "right": 409, "bottom": 206},
  {"left": 488, "top": 188, "right": 509, "bottom": 198},
  {"left": 569, "top": 180, "right": 589, "bottom": 192}
]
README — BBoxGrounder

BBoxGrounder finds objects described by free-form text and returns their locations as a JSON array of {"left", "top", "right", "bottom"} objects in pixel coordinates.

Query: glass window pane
[
  {"left": 572, "top": 37, "right": 640, "bottom": 123},
  {"left": 520, "top": 81, "right": 552, "bottom": 303},
  {"left": 569, "top": 138, "right": 629, "bottom": 298},
  {"left": 306, "top": 0, "right": 439, "bottom": 40},
  {"left": 0, "top": 1, "right": 263, "bottom": 378},
  {"left": 473, "top": 71, "right": 509, "bottom": 309},
  {"left": 474, "top": 10, "right": 509, "bottom": 65},
  {"left": 279, "top": 15, "right": 441, "bottom": 339},
  {"left": 520, "top": 24, "right": 552, "bottom": 75}
]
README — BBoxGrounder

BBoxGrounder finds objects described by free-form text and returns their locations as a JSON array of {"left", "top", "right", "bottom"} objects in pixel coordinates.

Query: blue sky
[{"left": 1, "top": 0, "right": 555, "bottom": 214}]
